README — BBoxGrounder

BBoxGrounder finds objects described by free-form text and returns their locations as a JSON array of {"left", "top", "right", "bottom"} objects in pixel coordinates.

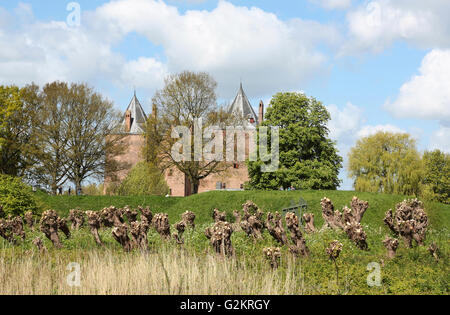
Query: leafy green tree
[
  {"left": 0, "top": 174, "right": 39, "bottom": 217},
  {"left": 348, "top": 132, "right": 423, "bottom": 196},
  {"left": 247, "top": 92, "right": 343, "bottom": 190},
  {"left": 422, "top": 150, "right": 449, "bottom": 204},
  {"left": 0, "top": 85, "right": 41, "bottom": 177},
  {"left": 118, "top": 162, "right": 169, "bottom": 196},
  {"left": 0, "top": 86, "right": 21, "bottom": 147}
]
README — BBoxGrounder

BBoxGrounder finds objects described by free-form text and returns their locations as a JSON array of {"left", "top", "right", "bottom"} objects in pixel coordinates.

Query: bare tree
[
  {"left": 64, "top": 83, "right": 127, "bottom": 194},
  {"left": 30, "top": 82, "right": 71, "bottom": 194},
  {"left": 145, "top": 71, "right": 234, "bottom": 194}
]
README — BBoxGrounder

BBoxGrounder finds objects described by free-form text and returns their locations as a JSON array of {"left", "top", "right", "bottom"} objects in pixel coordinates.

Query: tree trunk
[
  {"left": 191, "top": 178, "right": 200, "bottom": 195},
  {"left": 75, "top": 179, "right": 82, "bottom": 196},
  {"left": 51, "top": 183, "right": 58, "bottom": 195}
]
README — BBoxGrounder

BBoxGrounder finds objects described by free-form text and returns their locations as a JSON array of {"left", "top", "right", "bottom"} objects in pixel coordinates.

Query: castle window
[
  {"left": 240, "top": 184, "right": 244, "bottom": 190},
  {"left": 222, "top": 183, "right": 226, "bottom": 189},
  {"left": 233, "top": 163, "right": 239, "bottom": 169},
  {"left": 168, "top": 169, "right": 173, "bottom": 176},
  {"left": 249, "top": 117, "right": 255, "bottom": 124}
]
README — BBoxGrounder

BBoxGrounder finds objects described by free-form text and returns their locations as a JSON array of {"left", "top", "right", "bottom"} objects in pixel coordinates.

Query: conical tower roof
[
  {"left": 228, "top": 83, "right": 258, "bottom": 127},
  {"left": 122, "top": 92, "right": 147, "bottom": 134}
]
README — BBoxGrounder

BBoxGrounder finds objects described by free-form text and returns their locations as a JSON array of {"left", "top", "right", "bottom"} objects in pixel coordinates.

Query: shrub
[
  {"left": 0, "top": 174, "right": 39, "bottom": 217},
  {"left": 118, "top": 162, "right": 169, "bottom": 196}
]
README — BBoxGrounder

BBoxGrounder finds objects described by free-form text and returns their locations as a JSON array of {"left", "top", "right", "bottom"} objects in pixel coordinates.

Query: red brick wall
[{"left": 105, "top": 134, "right": 250, "bottom": 197}]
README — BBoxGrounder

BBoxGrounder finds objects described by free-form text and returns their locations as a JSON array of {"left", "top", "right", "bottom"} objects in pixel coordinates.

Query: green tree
[
  {"left": 348, "top": 132, "right": 423, "bottom": 196},
  {"left": 118, "top": 161, "right": 169, "bottom": 196},
  {"left": 422, "top": 149, "right": 450, "bottom": 204},
  {"left": 0, "top": 85, "right": 41, "bottom": 177},
  {"left": 0, "top": 86, "right": 21, "bottom": 147},
  {"left": 247, "top": 92, "right": 343, "bottom": 190}
]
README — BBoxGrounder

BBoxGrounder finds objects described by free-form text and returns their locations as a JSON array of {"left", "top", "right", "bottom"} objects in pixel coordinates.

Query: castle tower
[
  {"left": 121, "top": 91, "right": 147, "bottom": 134},
  {"left": 228, "top": 83, "right": 259, "bottom": 127}
]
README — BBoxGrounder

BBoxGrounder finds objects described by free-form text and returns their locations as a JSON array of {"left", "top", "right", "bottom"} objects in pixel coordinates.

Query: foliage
[
  {"left": 0, "top": 86, "right": 21, "bottom": 148},
  {"left": 348, "top": 132, "right": 423, "bottom": 196},
  {"left": 117, "top": 162, "right": 169, "bottom": 196},
  {"left": 1, "top": 82, "right": 127, "bottom": 194},
  {"left": 422, "top": 150, "right": 450, "bottom": 204},
  {"left": 0, "top": 174, "right": 39, "bottom": 217},
  {"left": 247, "top": 92, "right": 343, "bottom": 190},
  {"left": 82, "top": 183, "right": 104, "bottom": 196},
  {"left": 0, "top": 85, "right": 41, "bottom": 177}
]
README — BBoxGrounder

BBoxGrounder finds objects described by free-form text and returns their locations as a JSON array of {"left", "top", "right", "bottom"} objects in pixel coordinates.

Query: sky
[{"left": 1, "top": 0, "right": 449, "bottom": 190}]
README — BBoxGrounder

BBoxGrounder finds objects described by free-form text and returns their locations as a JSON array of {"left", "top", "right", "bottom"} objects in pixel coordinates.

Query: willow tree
[
  {"left": 422, "top": 149, "right": 450, "bottom": 204},
  {"left": 348, "top": 132, "right": 423, "bottom": 196}
]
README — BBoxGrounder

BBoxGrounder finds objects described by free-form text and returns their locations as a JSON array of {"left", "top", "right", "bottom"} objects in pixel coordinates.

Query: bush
[
  {"left": 0, "top": 174, "right": 39, "bottom": 217},
  {"left": 82, "top": 183, "right": 104, "bottom": 196},
  {"left": 118, "top": 162, "right": 169, "bottom": 196}
]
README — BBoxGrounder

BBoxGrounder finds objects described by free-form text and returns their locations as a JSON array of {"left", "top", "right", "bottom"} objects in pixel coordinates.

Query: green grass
[
  {"left": 37, "top": 190, "right": 450, "bottom": 228},
  {"left": 3, "top": 190, "right": 448, "bottom": 295}
]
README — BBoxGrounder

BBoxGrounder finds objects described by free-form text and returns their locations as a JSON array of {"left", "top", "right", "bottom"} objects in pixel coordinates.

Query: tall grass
[
  {"left": 0, "top": 246, "right": 307, "bottom": 295},
  {"left": 0, "top": 191, "right": 448, "bottom": 295}
]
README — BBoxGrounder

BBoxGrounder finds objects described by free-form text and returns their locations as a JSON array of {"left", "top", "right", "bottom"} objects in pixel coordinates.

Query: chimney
[
  {"left": 125, "top": 110, "right": 132, "bottom": 132},
  {"left": 258, "top": 100, "right": 264, "bottom": 125},
  {"left": 152, "top": 103, "right": 158, "bottom": 118}
]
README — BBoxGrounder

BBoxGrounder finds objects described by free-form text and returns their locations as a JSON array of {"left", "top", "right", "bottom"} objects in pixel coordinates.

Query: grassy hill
[
  {"left": 37, "top": 190, "right": 450, "bottom": 229},
  {"left": 1, "top": 190, "right": 447, "bottom": 295}
]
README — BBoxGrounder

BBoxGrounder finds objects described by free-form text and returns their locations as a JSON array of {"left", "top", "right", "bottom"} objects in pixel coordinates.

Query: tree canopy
[
  {"left": 118, "top": 161, "right": 169, "bottom": 196},
  {"left": 0, "top": 82, "right": 126, "bottom": 194},
  {"left": 348, "top": 132, "right": 423, "bottom": 196},
  {"left": 422, "top": 149, "right": 450, "bottom": 204},
  {"left": 247, "top": 92, "right": 343, "bottom": 190}
]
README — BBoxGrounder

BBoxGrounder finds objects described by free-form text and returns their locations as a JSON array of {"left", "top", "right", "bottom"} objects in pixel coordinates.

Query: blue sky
[{"left": 1, "top": 0, "right": 449, "bottom": 189}]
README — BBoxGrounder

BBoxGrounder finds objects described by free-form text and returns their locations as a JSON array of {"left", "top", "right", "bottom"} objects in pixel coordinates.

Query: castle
[{"left": 106, "top": 84, "right": 264, "bottom": 197}]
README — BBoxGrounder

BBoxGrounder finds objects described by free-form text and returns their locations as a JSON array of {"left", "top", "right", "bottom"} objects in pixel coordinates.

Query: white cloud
[
  {"left": 429, "top": 126, "right": 450, "bottom": 153},
  {"left": 357, "top": 124, "right": 406, "bottom": 138},
  {"left": 309, "top": 0, "right": 352, "bottom": 10},
  {"left": 327, "top": 102, "right": 363, "bottom": 141},
  {"left": 119, "top": 57, "right": 167, "bottom": 91},
  {"left": 386, "top": 49, "right": 450, "bottom": 123},
  {"left": 344, "top": 0, "right": 450, "bottom": 54},
  {"left": 93, "top": 0, "right": 337, "bottom": 97},
  {"left": 326, "top": 102, "right": 365, "bottom": 190},
  {"left": 0, "top": 0, "right": 339, "bottom": 99}
]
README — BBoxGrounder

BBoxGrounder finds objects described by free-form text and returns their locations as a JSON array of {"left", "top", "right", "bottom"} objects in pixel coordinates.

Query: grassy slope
[
  {"left": 5, "top": 190, "right": 447, "bottom": 294},
  {"left": 37, "top": 190, "right": 450, "bottom": 229}
]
